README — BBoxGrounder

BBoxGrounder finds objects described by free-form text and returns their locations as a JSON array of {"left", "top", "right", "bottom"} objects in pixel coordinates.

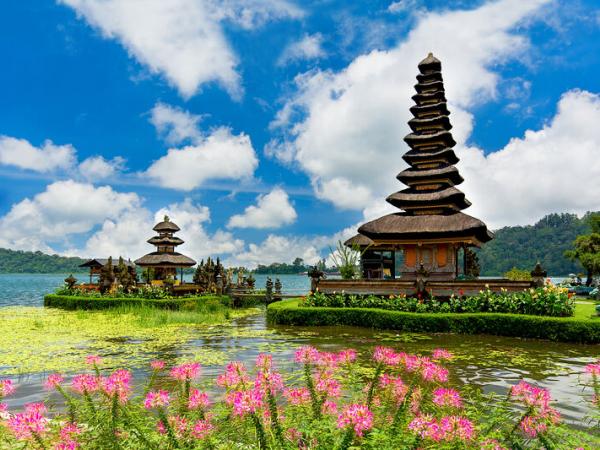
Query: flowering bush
[
  {"left": 303, "top": 283, "right": 574, "bottom": 317},
  {"left": 0, "top": 351, "right": 598, "bottom": 449}
]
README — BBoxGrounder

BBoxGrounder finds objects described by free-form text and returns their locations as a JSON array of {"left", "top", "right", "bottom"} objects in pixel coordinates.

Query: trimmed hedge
[
  {"left": 44, "top": 294, "right": 231, "bottom": 310},
  {"left": 267, "top": 299, "right": 600, "bottom": 344}
]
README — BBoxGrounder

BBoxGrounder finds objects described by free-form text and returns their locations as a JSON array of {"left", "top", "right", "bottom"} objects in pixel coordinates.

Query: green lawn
[{"left": 574, "top": 301, "right": 599, "bottom": 320}]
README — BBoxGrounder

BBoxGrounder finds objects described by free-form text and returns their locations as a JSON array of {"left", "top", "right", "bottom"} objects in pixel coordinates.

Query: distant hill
[
  {"left": 0, "top": 248, "right": 87, "bottom": 274},
  {"left": 478, "top": 212, "right": 595, "bottom": 276}
]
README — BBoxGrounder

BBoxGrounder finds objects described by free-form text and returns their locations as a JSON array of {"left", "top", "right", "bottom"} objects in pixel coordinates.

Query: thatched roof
[
  {"left": 418, "top": 52, "right": 442, "bottom": 71},
  {"left": 387, "top": 187, "right": 471, "bottom": 210},
  {"left": 344, "top": 234, "right": 374, "bottom": 248},
  {"left": 79, "top": 258, "right": 135, "bottom": 268},
  {"left": 358, "top": 212, "right": 493, "bottom": 243},
  {"left": 410, "top": 101, "right": 450, "bottom": 118},
  {"left": 397, "top": 166, "right": 463, "bottom": 185},
  {"left": 153, "top": 216, "right": 180, "bottom": 232},
  {"left": 408, "top": 115, "right": 451, "bottom": 132},
  {"left": 404, "top": 129, "right": 456, "bottom": 148},
  {"left": 134, "top": 252, "right": 196, "bottom": 267},
  {"left": 147, "top": 236, "right": 185, "bottom": 246},
  {"left": 402, "top": 148, "right": 459, "bottom": 165}
]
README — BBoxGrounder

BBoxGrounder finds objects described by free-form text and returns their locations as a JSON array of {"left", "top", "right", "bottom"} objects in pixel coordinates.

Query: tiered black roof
[
  {"left": 135, "top": 216, "right": 196, "bottom": 267},
  {"left": 350, "top": 54, "right": 493, "bottom": 245}
]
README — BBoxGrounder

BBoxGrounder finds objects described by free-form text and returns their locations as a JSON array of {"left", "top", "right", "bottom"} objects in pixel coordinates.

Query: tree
[
  {"left": 565, "top": 213, "right": 600, "bottom": 286},
  {"left": 329, "top": 240, "right": 369, "bottom": 280},
  {"left": 292, "top": 257, "right": 304, "bottom": 267}
]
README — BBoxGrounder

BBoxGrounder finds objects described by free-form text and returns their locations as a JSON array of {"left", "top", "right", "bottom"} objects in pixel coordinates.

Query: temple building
[
  {"left": 135, "top": 216, "right": 196, "bottom": 283},
  {"left": 346, "top": 54, "right": 493, "bottom": 281},
  {"left": 79, "top": 258, "right": 136, "bottom": 284}
]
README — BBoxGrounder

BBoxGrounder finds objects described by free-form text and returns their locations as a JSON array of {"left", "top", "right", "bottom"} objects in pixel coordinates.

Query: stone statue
[
  {"left": 415, "top": 263, "right": 430, "bottom": 299},
  {"left": 308, "top": 266, "right": 325, "bottom": 292}
]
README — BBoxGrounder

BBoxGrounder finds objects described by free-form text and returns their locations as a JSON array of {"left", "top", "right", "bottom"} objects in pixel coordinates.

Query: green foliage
[
  {"left": 503, "top": 267, "right": 532, "bottom": 281},
  {"left": 304, "top": 284, "right": 574, "bottom": 317},
  {"left": 329, "top": 240, "right": 366, "bottom": 280},
  {"left": 268, "top": 300, "right": 600, "bottom": 343},
  {"left": 0, "top": 248, "right": 87, "bottom": 273},
  {"left": 478, "top": 212, "right": 598, "bottom": 276},
  {"left": 565, "top": 213, "right": 600, "bottom": 284},
  {"left": 44, "top": 293, "right": 232, "bottom": 311},
  {"left": 254, "top": 261, "right": 307, "bottom": 274}
]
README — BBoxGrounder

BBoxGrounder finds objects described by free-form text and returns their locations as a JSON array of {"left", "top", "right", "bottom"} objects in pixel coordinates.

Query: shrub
[
  {"left": 267, "top": 300, "right": 600, "bottom": 344},
  {"left": 0, "top": 349, "right": 598, "bottom": 449},
  {"left": 503, "top": 267, "right": 532, "bottom": 281},
  {"left": 44, "top": 294, "right": 231, "bottom": 311},
  {"left": 304, "top": 283, "right": 574, "bottom": 317}
]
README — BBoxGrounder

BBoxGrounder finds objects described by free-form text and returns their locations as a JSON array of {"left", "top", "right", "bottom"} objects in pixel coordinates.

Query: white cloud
[
  {"left": 227, "top": 188, "right": 297, "bottom": 229},
  {"left": 0, "top": 181, "right": 141, "bottom": 253},
  {"left": 60, "top": 0, "right": 302, "bottom": 98},
  {"left": 146, "top": 126, "right": 258, "bottom": 191},
  {"left": 268, "top": 0, "right": 551, "bottom": 217},
  {"left": 79, "top": 155, "right": 125, "bottom": 180},
  {"left": 83, "top": 198, "right": 244, "bottom": 260},
  {"left": 278, "top": 33, "right": 325, "bottom": 65},
  {"left": 226, "top": 234, "right": 321, "bottom": 268},
  {"left": 459, "top": 89, "right": 600, "bottom": 228},
  {"left": 388, "top": 0, "right": 421, "bottom": 14},
  {"left": 0, "top": 136, "right": 76, "bottom": 172},
  {"left": 149, "top": 103, "right": 202, "bottom": 145}
]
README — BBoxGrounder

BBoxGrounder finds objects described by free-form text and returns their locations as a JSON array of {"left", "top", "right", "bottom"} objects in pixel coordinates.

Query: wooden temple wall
[{"left": 315, "top": 279, "right": 533, "bottom": 297}]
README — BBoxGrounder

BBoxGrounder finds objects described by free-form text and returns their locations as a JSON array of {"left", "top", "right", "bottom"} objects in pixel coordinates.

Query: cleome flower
[
  {"left": 432, "top": 388, "right": 463, "bottom": 408},
  {"left": 585, "top": 360, "right": 600, "bottom": 377},
  {"left": 44, "top": 373, "right": 64, "bottom": 390},
  {"left": 150, "top": 360, "right": 166, "bottom": 371},
  {"left": 0, "top": 379, "right": 16, "bottom": 397},
  {"left": 226, "top": 389, "right": 264, "bottom": 417},
  {"left": 144, "top": 390, "right": 170, "bottom": 409},
  {"left": 71, "top": 374, "right": 99, "bottom": 394},
  {"left": 337, "top": 404, "right": 374, "bottom": 437},
  {"left": 6, "top": 402, "right": 49, "bottom": 441},
  {"left": 294, "top": 345, "right": 320, "bottom": 364},
  {"left": 170, "top": 362, "right": 201, "bottom": 381},
  {"left": 188, "top": 389, "right": 211, "bottom": 410},
  {"left": 217, "top": 361, "right": 250, "bottom": 390}
]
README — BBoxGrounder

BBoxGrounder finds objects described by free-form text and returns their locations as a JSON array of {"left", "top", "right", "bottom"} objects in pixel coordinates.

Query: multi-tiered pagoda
[
  {"left": 135, "top": 216, "right": 196, "bottom": 282},
  {"left": 347, "top": 54, "right": 493, "bottom": 281}
]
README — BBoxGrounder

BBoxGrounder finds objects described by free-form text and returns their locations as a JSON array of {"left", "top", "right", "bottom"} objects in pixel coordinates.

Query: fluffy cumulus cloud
[
  {"left": 278, "top": 33, "right": 325, "bottom": 65},
  {"left": 60, "top": 0, "right": 302, "bottom": 98},
  {"left": 0, "top": 136, "right": 76, "bottom": 172},
  {"left": 0, "top": 180, "right": 140, "bottom": 253},
  {"left": 460, "top": 89, "right": 600, "bottom": 227},
  {"left": 82, "top": 198, "right": 244, "bottom": 260},
  {"left": 227, "top": 188, "right": 297, "bottom": 229},
  {"left": 78, "top": 155, "right": 125, "bottom": 180},
  {"left": 268, "top": 0, "right": 551, "bottom": 219},
  {"left": 150, "top": 103, "right": 203, "bottom": 145},
  {"left": 146, "top": 103, "right": 258, "bottom": 190},
  {"left": 226, "top": 234, "right": 322, "bottom": 268}
]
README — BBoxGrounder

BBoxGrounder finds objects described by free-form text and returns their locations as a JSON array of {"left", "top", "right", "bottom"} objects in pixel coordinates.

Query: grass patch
[{"left": 267, "top": 299, "right": 600, "bottom": 344}]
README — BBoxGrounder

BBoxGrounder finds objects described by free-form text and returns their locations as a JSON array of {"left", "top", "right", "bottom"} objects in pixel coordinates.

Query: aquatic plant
[{"left": 0, "top": 347, "right": 598, "bottom": 449}]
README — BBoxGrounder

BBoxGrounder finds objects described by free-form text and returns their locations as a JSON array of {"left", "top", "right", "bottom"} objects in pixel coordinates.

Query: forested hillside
[
  {"left": 478, "top": 212, "right": 594, "bottom": 276},
  {"left": 0, "top": 248, "right": 87, "bottom": 273}
]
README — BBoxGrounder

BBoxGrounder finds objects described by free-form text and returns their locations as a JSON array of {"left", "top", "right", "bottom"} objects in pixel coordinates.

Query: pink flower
[
  {"left": 44, "top": 374, "right": 64, "bottom": 390},
  {"left": 373, "top": 346, "right": 400, "bottom": 365},
  {"left": 585, "top": 360, "right": 600, "bottom": 377},
  {"left": 481, "top": 438, "right": 508, "bottom": 450},
  {"left": 408, "top": 414, "right": 438, "bottom": 440},
  {"left": 439, "top": 415, "right": 474, "bottom": 441},
  {"left": 102, "top": 369, "right": 131, "bottom": 402},
  {"left": 6, "top": 402, "right": 48, "bottom": 441},
  {"left": 188, "top": 389, "right": 210, "bottom": 410},
  {"left": 432, "top": 388, "right": 463, "bottom": 408},
  {"left": 144, "top": 390, "right": 170, "bottom": 409},
  {"left": 0, "top": 403, "right": 7, "bottom": 414},
  {"left": 315, "top": 372, "right": 341, "bottom": 398},
  {"left": 191, "top": 419, "right": 214, "bottom": 439},
  {"left": 85, "top": 355, "right": 102, "bottom": 366},
  {"left": 337, "top": 404, "right": 373, "bottom": 437},
  {"left": 316, "top": 352, "right": 339, "bottom": 368},
  {"left": 150, "top": 360, "right": 166, "bottom": 371},
  {"left": 59, "top": 423, "right": 82, "bottom": 440},
  {"left": 283, "top": 387, "right": 311, "bottom": 405},
  {"left": 337, "top": 349, "right": 357, "bottom": 364},
  {"left": 71, "top": 374, "right": 99, "bottom": 394},
  {"left": 294, "top": 346, "right": 320, "bottom": 364},
  {"left": 170, "top": 362, "right": 201, "bottom": 381},
  {"left": 379, "top": 374, "right": 408, "bottom": 404},
  {"left": 510, "top": 381, "right": 551, "bottom": 410},
  {"left": 217, "top": 362, "right": 250, "bottom": 390},
  {"left": 226, "top": 389, "right": 263, "bottom": 417},
  {"left": 432, "top": 349, "right": 454, "bottom": 361},
  {"left": 54, "top": 441, "right": 80, "bottom": 450},
  {"left": 519, "top": 415, "right": 547, "bottom": 438},
  {"left": 0, "top": 379, "right": 16, "bottom": 397},
  {"left": 322, "top": 400, "right": 338, "bottom": 415},
  {"left": 420, "top": 360, "right": 448, "bottom": 382},
  {"left": 254, "top": 354, "right": 284, "bottom": 394}
]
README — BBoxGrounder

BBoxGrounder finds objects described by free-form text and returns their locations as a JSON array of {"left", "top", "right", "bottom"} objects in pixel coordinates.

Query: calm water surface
[{"left": 0, "top": 273, "right": 597, "bottom": 426}]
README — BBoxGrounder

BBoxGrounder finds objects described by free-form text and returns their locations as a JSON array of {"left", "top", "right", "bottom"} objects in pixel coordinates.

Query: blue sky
[{"left": 0, "top": 0, "right": 599, "bottom": 267}]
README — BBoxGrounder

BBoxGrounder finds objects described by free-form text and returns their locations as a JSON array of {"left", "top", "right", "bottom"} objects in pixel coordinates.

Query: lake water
[
  {"left": 0, "top": 273, "right": 597, "bottom": 427},
  {"left": 0, "top": 273, "right": 311, "bottom": 307}
]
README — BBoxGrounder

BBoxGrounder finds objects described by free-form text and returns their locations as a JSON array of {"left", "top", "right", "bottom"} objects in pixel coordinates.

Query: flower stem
[
  {"left": 267, "top": 388, "right": 285, "bottom": 448},
  {"left": 251, "top": 412, "right": 268, "bottom": 449},
  {"left": 366, "top": 363, "right": 383, "bottom": 408},
  {"left": 337, "top": 428, "right": 354, "bottom": 450}
]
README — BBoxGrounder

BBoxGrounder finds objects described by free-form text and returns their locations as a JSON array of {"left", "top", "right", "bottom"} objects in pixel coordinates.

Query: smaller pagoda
[{"left": 135, "top": 216, "right": 196, "bottom": 283}]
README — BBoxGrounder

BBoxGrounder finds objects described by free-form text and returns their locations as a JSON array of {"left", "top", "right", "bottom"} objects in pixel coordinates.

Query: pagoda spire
[{"left": 386, "top": 52, "right": 470, "bottom": 216}]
